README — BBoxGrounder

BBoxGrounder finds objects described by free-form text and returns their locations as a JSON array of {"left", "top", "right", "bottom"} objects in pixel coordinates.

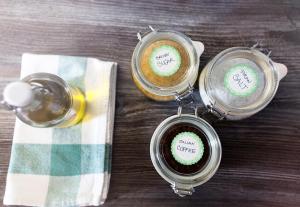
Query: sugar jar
[{"left": 131, "top": 26, "right": 204, "bottom": 101}]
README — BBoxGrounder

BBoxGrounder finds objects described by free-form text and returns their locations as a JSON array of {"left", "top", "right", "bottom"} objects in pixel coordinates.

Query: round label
[
  {"left": 171, "top": 132, "right": 204, "bottom": 165},
  {"left": 149, "top": 45, "right": 181, "bottom": 77},
  {"left": 224, "top": 64, "right": 258, "bottom": 97}
]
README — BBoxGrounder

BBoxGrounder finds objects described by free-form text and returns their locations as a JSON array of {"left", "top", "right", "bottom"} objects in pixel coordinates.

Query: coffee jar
[
  {"left": 150, "top": 107, "right": 222, "bottom": 196},
  {"left": 199, "top": 45, "right": 288, "bottom": 120}
]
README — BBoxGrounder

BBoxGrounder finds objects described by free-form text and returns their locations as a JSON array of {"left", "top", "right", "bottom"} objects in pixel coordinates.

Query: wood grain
[{"left": 0, "top": 0, "right": 300, "bottom": 206}]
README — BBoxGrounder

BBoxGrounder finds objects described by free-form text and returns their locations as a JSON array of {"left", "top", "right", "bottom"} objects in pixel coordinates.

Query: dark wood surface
[{"left": 0, "top": 0, "right": 300, "bottom": 206}]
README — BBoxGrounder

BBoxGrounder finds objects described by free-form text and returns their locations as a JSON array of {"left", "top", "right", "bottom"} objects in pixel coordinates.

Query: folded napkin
[{"left": 3, "top": 53, "right": 117, "bottom": 206}]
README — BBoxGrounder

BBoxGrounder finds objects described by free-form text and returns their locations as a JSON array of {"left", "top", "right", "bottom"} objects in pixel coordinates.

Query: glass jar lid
[
  {"left": 132, "top": 27, "right": 204, "bottom": 100},
  {"left": 199, "top": 47, "right": 287, "bottom": 119},
  {"left": 150, "top": 111, "right": 222, "bottom": 196}
]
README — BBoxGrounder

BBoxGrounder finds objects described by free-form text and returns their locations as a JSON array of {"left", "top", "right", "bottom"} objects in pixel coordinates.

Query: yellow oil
[
  {"left": 25, "top": 79, "right": 86, "bottom": 128},
  {"left": 58, "top": 87, "right": 86, "bottom": 128}
]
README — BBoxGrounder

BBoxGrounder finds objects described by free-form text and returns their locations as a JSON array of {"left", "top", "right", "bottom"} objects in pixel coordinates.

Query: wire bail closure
[
  {"left": 175, "top": 84, "right": 195, "bottom": 106},
  {"left": 251, "top": 42, "right": 272, "bottom": 57},
  {"left": 175, "top": 84, "right": 201, "bottom": 118},
  {"left": 137, "top": 25, "right": 156, "bottom": 41},
  {"left": 171, "top": 183, "right": 194, "bottom": 197},
  {"left": 174, "top": 84, "right": 225, "bottom": 121}
]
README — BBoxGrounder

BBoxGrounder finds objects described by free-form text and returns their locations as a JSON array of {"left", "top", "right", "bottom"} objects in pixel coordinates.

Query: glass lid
[
  {"left": 132, "top": 28, "right": 200, "bottom": 97},
  {"left": 150, "top": 113, "right": 221, "bottom": 188},
  {"left": 205, "top": 47, "right": 278, "bottom": 115}
]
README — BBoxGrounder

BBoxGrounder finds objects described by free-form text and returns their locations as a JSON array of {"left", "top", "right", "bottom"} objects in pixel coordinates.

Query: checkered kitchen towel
[{"left": 3, "top": 54, "right": 117, "bottom": 206}]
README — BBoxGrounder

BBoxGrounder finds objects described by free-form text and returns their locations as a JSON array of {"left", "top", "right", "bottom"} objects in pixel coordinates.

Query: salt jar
[{"left": 199, "top": 45, "right": 287, "bottom": 120}]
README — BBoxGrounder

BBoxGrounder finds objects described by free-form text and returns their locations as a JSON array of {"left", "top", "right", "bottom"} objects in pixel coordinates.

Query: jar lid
[
  {"left": 199, "top": 47, "right": 283, "bottom": 119},
  {"left": 132, "top": 27, "right": 204, "bottom": 100},
  {"left": 150, "top": 112, "right": 221, "bottom": 196},
  {"left": 3, "top": 81, "right": 33, "bottom": 107}
]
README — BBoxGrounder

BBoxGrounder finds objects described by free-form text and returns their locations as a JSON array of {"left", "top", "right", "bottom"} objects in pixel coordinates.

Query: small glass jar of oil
[{"left": 1, "top": 72, "right": 86, "bottom": 128}]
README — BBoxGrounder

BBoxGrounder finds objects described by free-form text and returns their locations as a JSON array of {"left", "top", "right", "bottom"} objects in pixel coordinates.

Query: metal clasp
[
  {"left": 171, "top": 183, "right": 194, "bottom": 197},
  {"left": 177, "top": 105, "right": 199, "bottom": 117},
  {"left": 174, "top": 84, "right": 195, "bottom": 107},
  {"left": 175, "top": 84, "right": 201, "bottom": 117},
  {"left": 206, "top": 104, "right": 225, "bottom": 120},
  {"left": 195, "top": 101, "right": 225, "bottom": 121},
  {"left": 251, "top": 42, "right": 272, "bottom": 57},
  {"left": 137, "top": 25, "right": 156, "bottom": 41}
]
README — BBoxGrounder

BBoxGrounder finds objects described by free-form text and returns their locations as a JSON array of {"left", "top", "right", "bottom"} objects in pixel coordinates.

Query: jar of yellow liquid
[{"left": 1, "top": 73, "right": 86, "bottom": 128}]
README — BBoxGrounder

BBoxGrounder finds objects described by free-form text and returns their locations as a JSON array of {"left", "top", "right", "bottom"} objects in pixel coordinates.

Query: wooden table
[{"left": 0, "top": 1, "right": 299, "bottom": 206}]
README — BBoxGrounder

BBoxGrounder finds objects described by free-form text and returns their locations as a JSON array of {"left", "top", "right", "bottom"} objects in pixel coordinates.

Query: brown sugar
[
  {"left": 132, "top": 73, "right": 174, "bottom": 101},
  {"left": 139, "top": 39, "right": 190, "bottom": 88}
]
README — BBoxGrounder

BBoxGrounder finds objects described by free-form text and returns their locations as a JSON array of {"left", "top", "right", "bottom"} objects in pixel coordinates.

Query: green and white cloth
[{"left": 3, "top": 53, "right": 117, "bottom": 206}]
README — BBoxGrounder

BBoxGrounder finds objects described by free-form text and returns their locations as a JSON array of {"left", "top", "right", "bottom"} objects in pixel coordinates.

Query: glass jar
[
  {"left": 150, "top": 107, "right": 222, "bottom": 196},
  {"left": 1, "top": 73, "right": 86, "bottom": 128},
  {"left": 199, "top": 45, "right": 287, "bottom": 120},
  {"left": 131, "top": 26, "right": 204, "bottom": 101}
]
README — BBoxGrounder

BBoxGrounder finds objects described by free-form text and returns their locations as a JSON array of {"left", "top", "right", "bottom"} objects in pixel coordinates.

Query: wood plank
[{"left": 0, "top": 0, "right": 299, "bottom": 206}]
